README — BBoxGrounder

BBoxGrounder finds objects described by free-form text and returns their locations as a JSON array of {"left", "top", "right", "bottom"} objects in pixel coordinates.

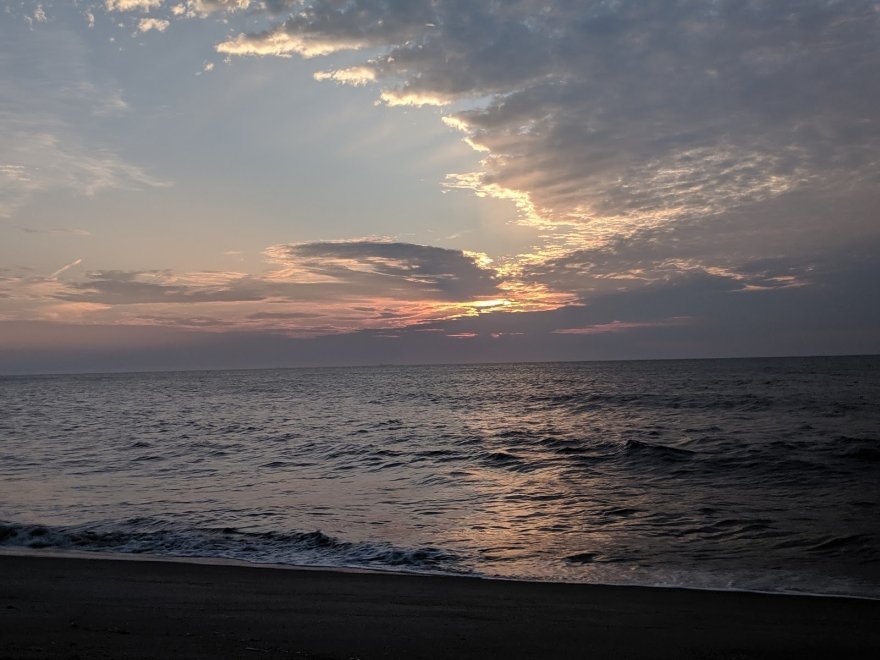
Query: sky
[{"left": 1, "top": 0, "right": 878, "bottom": 373}]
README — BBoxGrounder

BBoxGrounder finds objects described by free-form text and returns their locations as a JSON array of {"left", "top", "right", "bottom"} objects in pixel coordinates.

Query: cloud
[
  {"left": 246, "top": 311, "right": 322, "bottom": 320},
  {"left": 77, "top": 0, "right": 880, "bottom": 245},
  {"left": 552, "top": 319, "right": 692, "bottom": 336},
  {"left": 5, "top": 251, "right": 879, "bottom": 374},
  {"left": 49, "top": 241, "right": 500, "bottom": 307},
  {"left": 519, "top": 183, "right": 880, "bottom": 304},
  {"left": 0, "top": 241, "right": 505, "bottom": 334},
  {"left": 5, "top": 2, "right": 878, "bottom": 365},
  {"left": 3, "top": 245, "right": 879, "bottom": 373},
  {"left": 216, "top": 1, "right": 432, "bottom": 57},
  {"left": 0, "top": 13, "right": 169, "bottom": 219},
  {"left": 169, "top": 1, "right": 880, "bottom": 351},
  {"left": 105, "top": 0, "right": 163, "bottom": 11},
  {"left": 50, "top": 258, "right": 83, "bottom": 279},
  {"left": 204, "top": 1, "right": 879, "bottom": 259},
  {"left": 137, "top": 18, "right": 170, "bottom": 33},
  {"left": 0, "top": 129, "right": 170, "bottom": 218},
  {"left": 185, "top": 1, "right": 254, "bottom": 17},
  {"left": 56, "top": 269, "right": 265, "bottom": 305},
  {"left": 313, "top": 66, "right": 375, "bottom": 86},
  {"left": 266, "top": 240, "right": 501, "bottom": 300},
  {"left": 471, "top": 244, "right": 880, "bottom": 335}
]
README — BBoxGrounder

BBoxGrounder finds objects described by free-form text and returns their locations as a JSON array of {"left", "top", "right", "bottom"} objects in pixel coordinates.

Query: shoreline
[
  {"left": 3, "top": 553, "right": 879, "bottom": 659},
  {"left": 2, "top": 545, "right": 877, "bottom": 603}
]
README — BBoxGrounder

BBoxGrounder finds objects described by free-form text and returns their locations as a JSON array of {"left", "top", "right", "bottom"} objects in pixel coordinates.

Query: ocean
[{"left": 1, "top": 356, "right": 878, "bottom": 598}]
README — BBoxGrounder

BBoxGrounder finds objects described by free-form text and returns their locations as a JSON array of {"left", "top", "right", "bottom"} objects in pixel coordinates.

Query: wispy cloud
[
  {"left": 553, "top": 318, "right": 692, "bottom": 336},
  {"left": 15, "top": 226, "right": 91, "bottom": 236},
  {"left": 1, "top": 13, "right": 169, "bottom": 219},
  {"left": 0, "top": 129, "right": 171, "bottom": 218},
  {"left": 50, "top": 258, "right": 83, "bottom": 279}
]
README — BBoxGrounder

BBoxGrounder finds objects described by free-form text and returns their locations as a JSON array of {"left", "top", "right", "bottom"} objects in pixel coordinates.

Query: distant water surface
[{"left": 1, "top": 356, "right": 878, "bottom": 597}]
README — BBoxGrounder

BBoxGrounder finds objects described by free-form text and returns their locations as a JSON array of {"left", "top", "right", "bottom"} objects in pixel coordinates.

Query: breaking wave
[{"left": 0, "top": 520, "right": 466, "bottom": 573}]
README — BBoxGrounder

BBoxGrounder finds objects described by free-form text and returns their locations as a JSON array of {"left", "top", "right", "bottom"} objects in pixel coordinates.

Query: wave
[
  {"left": 0, "top": 520, "right": 466, "bottom": 573},
  {"left": 3, "top": 519, "right": 877, "bottom": 598},
  {"left": 621, "top": 438, "right": 695, "bottom": 462}
]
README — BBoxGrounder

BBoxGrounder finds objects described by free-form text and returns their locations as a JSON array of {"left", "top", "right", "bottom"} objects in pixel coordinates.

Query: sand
[{"left": 1, "top": 553, "right": 878, "bottom": 659}]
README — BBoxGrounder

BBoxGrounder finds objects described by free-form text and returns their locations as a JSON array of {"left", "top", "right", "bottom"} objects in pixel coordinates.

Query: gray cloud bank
[
  {"left": 207, "top": 0, "right": 880, "bottom": 350},
  {"left": 215, "top": 0, "right": 879, "bottom": 228}
]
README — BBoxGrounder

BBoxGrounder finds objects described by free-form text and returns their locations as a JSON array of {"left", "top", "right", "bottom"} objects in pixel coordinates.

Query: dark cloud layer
[
  {"left": 4, "top": 242, "right": 877, "bottom": 374},
  {"left": 52, "top": 241, "right": 500, "bottom": 305},
  {"left": 276, "top": 240, "right": 500, "bottom": 299}
]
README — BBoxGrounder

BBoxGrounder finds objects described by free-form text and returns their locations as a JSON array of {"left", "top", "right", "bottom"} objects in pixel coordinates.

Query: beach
[{"left": 2, "top": 553, "right": 878, "bottom": 659}]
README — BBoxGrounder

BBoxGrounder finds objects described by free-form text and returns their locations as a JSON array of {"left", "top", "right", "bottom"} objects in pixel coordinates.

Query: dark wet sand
[{"left": 1, "top": 554, "right": 878, "bottom": 659}]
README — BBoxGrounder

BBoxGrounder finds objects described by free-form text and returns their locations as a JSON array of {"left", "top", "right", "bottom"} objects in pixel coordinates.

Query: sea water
[{"left": 1, "top": 356, "right": 878, "bottom": 597}]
